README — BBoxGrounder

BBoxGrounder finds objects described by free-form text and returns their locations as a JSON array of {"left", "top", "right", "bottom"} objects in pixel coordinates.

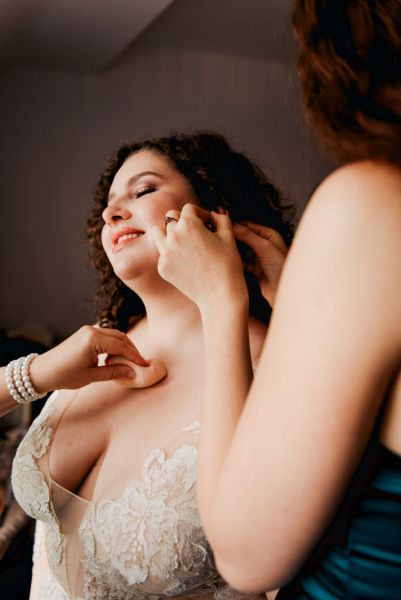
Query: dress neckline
[
  {"left": 45, "top": 385, "right": 201, "bottom": 506},
  {"left": 48, "top": 440, "right": 200, "bottom": 507}
]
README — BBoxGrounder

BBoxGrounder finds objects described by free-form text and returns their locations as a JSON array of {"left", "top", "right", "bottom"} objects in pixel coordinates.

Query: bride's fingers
[
  {"left": 163, "top": 203, "right": 234, "bottom": 236},
  {"left": 178, "top": 204, "right": 222, "bottom": 233},
  {"left": 151, "top": 225, "right": 167, "bottom": 253},
  {"left": 164, "top": 206, "right": 212, "bottom": 230},
  {"left": 164, "top": 209, "right": 181, "bottom": 226},
  {"left": 180, "top": 203, "right": 211, "bottom": 222}
]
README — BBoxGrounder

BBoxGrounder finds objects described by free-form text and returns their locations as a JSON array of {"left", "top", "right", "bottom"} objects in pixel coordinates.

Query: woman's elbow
[
  {"left": 201, "top": 507, "right": 303, "bottom": 592},
  {"left": 214, "top": 550, "right": 297, "bottom": 594}
]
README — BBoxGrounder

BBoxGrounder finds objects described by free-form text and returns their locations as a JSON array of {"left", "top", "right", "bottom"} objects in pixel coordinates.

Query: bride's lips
[{"left": 111, "top": 226, "right": 145, "bottom": 253}]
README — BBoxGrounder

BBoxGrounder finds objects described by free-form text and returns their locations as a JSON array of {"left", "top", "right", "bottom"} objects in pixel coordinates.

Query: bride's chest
[{"left": 49, "top": 368, "right": 203, "bottom": 503}]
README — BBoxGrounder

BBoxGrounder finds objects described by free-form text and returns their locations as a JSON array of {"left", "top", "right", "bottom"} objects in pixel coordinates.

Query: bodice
[{"left": 12, "top": 392, "right": 257, "bottom": 600}]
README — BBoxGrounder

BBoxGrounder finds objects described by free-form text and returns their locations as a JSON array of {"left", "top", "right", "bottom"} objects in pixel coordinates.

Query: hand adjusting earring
[{"left": 164, "top": 216, "right": 178, "bottom": 225}]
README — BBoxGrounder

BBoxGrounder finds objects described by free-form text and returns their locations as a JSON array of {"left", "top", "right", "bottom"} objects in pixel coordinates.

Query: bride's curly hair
[
  {"left": 87, "top": 131, "right": 295, "bottom": 331},
  {"left": 293, "top": 0, "right": 401, "bottom": 165}
]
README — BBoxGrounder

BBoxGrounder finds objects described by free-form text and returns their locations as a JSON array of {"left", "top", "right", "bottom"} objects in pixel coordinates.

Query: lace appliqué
[
  {"left": 11, "top": 392, "right": 63, "bottom": 568},
  {"left": 14, "top": 402, "right": 259, "bottom": 600},
  {"left": 79, "top": 445, "right": 221, "bottom": 599}
]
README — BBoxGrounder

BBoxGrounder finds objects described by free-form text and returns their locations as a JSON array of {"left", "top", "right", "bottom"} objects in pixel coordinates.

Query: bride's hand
[
  {"left": 233, "top": 221, "right": 288, "bottom": 307},
  {"left": 151, "top": 204, "right": 248, "bottom": 310},
  {"left": 29, "top": 326, "right": 149, "bottom": 393}
]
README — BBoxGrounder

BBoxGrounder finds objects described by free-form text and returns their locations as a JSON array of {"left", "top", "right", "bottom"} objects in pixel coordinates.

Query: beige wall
[{"left": 0, "top": 42, "right": 330, "bottom": 337}]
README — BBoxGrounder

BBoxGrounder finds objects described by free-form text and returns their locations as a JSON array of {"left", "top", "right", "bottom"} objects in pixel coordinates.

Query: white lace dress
[{"left": 12, "top": 391, "right": 258, "bottom": 600}]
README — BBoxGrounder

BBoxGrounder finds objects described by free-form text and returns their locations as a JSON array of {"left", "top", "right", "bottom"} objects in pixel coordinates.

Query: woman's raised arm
[{"left": 198, "top": 162, "right": 401, "bottom": 592}]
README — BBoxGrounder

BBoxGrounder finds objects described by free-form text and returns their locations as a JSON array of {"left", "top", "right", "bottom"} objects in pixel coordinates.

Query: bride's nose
[{"left": 102, "top": 201, "right": 132, "bottom": 224}]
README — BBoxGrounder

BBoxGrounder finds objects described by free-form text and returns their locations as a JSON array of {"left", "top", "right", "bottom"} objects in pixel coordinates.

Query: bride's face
[{"left": 101, "top": 150, "right": 198, "bottom": 282}]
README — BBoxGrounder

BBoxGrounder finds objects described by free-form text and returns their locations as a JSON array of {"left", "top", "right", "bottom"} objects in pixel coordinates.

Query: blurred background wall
[{"left": 0, "top": 0, "right": 331, "bottom": 339}]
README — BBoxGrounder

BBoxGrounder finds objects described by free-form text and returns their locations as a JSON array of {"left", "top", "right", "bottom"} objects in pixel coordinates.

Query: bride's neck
[{"left": 127, "top": 279, "right": 203, "bottom": 363}]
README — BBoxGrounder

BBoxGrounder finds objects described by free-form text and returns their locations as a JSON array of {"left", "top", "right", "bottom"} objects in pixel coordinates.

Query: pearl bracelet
[{"left": 5, "top": 353, "right": 46, "bottom": 404}]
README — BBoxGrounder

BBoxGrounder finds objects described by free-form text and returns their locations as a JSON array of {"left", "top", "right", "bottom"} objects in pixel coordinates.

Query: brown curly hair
[
  {"left": 293, "top": 0, "right": 401, "bottom": 165},
  {"left": 87, "top": 131, "right": 294, "bottom": 331}
]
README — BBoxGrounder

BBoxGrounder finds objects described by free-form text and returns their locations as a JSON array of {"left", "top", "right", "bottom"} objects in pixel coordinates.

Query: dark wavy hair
[
  {"left": 293, "top": 0, "right": 401, "bottom": 165},
  {"left": 87, "top": 131, "right": 295, "bottom": 331}
]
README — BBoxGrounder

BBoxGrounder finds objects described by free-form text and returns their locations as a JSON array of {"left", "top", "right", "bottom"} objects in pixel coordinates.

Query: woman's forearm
[
  {"left": 0, "top": 367, "right": 21, "bottom": 417},
  {"left": 0, "top": 326, "right": 147, "bottom": 418},
  {"left": 198, "top": 294, "right": 252, "bottom": 532}
]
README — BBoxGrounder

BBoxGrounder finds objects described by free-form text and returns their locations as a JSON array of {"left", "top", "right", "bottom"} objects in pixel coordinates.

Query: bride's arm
[
  {"left": 198, "top": 293, "right": 253, "bottom": 504},
  {"left": 151, "top": 206, "right": 283, "bottom": 597},
  {"left": 151, "top": 206, "right": 262, "bottom": 501}
]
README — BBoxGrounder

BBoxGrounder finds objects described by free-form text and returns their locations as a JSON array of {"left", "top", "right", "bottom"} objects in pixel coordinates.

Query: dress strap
[{"left": 181, "top": 420, "right": 200, "bottom": 433}]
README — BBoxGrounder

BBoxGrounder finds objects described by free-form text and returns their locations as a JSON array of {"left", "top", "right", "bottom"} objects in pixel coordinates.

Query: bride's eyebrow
[{"left": 108, "top": 171, "right": 164, "bottom": 202}]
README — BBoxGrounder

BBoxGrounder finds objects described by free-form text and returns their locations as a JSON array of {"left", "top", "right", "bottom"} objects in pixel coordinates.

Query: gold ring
[{"left": 164, "top": 216, "right": 179, "bottom": 225}]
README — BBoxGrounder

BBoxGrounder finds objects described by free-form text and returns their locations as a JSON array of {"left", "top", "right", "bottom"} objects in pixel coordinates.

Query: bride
[{"left": 4, "top": 131, "right": 293, "bottom": 599}]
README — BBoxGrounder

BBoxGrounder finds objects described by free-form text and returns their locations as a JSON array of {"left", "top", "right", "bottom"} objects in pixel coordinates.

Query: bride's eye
[{"left": 135, "top": 185, "right": 156, "bottom": 198}]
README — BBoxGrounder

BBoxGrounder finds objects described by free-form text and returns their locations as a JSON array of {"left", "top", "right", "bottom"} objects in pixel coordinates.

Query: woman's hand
[
  {"left": 29, "top": 326, "right": 148, "bottom": 393},
  {"left": 233, "top": 221, "right": 288, "bottom": 307},
  {"left": 151, "top": 204, "right": 248, "bottom": 311}
]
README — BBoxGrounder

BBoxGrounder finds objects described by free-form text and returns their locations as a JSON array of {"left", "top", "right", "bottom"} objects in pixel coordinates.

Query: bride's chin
[{"left": 114, "top": 263, "right": 159, "bottom": 287}]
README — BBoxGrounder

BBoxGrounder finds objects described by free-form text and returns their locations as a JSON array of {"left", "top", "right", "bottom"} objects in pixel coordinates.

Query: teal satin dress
[{"left": 277, "top": 442, "right": 401, "bottom": 599}]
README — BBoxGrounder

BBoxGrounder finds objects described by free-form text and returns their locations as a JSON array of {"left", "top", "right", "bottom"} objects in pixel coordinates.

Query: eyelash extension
[{"left": 134, "top": 185, "right": 156, "bottom": 198}]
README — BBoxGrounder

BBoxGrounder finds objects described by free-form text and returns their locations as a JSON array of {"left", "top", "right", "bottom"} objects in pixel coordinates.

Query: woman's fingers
[
  {"left": 233, "top": 223, "right": 273, "bottom": 257},
  {"left": 29, "top": 328, "right": 147, "bottom": 392},
  {"left": 90, "top": 363, "right": 137, "bottom": 382},
  {"left": 233, "top": 224, "right": 287, "bottom": 258},
  {"left": 104, "top": 339, "right": 148, "bottom": 366},
  {"left": 84, "top": 329, "right": 148, "bottom": 366},
  {"left": 235, "top": 221, "right": 287, "bottom": 253},
  {"left": 211, "top": 210, "right": 233, "bottom": 233},
  {"left": 105, "top": 340, "right": 149, "bottom": 367},
  {"left": 232, "top": 222, "right": 288, "bottom": 307},
  {"left": 106, "top": 357, "right": 168, "bottom": 388},
  {"left": 95, "top": 326, "right": 138, "bottom": 347}
]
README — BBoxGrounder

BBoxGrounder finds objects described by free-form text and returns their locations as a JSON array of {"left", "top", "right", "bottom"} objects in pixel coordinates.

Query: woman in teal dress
[{"left": 149, "top": 1, "right": 401, "bottom": 598}]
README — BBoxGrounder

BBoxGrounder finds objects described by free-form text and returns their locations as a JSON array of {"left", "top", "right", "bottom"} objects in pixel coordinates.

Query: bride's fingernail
[{"left": 216, "top": 206, "right": 228, "bottom": 215}]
